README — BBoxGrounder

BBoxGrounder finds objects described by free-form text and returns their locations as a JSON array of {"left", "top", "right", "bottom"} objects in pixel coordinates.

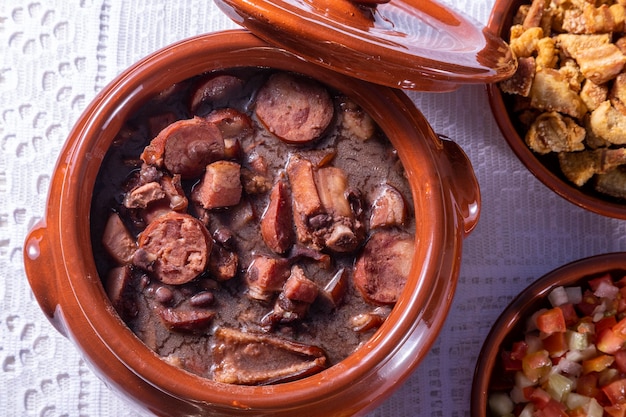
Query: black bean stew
[{"left": 90, "top": 68, "right": 416, "bottom": 385}]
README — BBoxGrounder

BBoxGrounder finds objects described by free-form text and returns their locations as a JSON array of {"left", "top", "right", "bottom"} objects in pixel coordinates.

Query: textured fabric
[{"left": 3, "top": 0, "right": 626, "bottom": 416}]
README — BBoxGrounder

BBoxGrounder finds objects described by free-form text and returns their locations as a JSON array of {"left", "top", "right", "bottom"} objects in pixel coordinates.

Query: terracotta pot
[
  {"left": 23, "top": 30, "right": 480, "bottom": 416},
  {"left": 471, "top": 252, "right": 626, "bottom": 416},
  {"left": 486, "top": 0, "right": 626, "bottom": 219}
]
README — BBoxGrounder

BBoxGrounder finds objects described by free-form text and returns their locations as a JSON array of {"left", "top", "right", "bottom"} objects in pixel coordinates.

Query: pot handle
[
  {"left": 23, "top": 221, "right": 68, "bottom": 337},
  {"left": 436, "top": 135, "right": 480, "bottom": 236}
]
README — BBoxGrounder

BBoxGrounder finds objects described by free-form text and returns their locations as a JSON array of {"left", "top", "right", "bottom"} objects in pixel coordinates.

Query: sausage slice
[
  {"left": 260, "top": 178, "right": 294, "bottom": 254},
  {"left": 102, "top": 212, "right": 137, "bottom": 264},
  {"left": 136, "top": 211, "right": 212, "bottom": 285},
  {"left": 255, "top": 73, "right": 334, "bottom": 144},
  {"left": 141, "top": 117, "right": 225, "bottom": 179},
  {"left": 353, "top": 231, "right": 415, "bottom": 305}
]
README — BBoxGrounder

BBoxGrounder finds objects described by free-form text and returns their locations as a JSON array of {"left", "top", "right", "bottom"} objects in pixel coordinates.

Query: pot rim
[{"left": 40, "top": 29, "right": 466, "bottom": 412}]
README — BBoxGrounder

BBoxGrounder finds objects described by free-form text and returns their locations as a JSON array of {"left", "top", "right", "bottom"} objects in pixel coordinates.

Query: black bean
[
  {"left": 154, "top": 286, "right": 174, "bottom": 305},
  {"left": 190, "top": 291, "right": 214, "bottom": 307}
]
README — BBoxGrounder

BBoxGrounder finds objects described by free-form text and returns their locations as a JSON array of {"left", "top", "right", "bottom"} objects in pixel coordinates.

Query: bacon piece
[
  {"left": 245, "top": 255, "right": 291, "bottom": 302},
  {"left": 191, "top": 160, "right": 242, "bottom": 209},
  {"left": 283, "top": 266, "right": 318, "bottom": 304},
  {"left": 338, "top": 96, "right": 376, "bottom": 141},
  {"left": 212, "top": 327, "right": 327, "bottom": 385},
  {"left": 286, "top": 154, "right": 323, "bottom": 247}
]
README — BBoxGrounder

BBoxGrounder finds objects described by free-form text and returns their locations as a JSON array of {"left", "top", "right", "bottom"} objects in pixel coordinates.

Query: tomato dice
[
  {"left": 536, "top": 307, "right": 567, "bottom": 334},
  {"left": 604, "top": 378, "right": 626, "bottom": 406},
  {"left": 582, "top": 354, "right": 615, "bottom": 374},
  {"left": 614, "top": 317, "right": 626, "bottom": 340},
  {"left": 542, "top": 332, "right": 567, "bottom": 356},
  {"left": 615, "top": 351, "right": 626, "bottom": 373},
  {"left": 576, "top": 376, "right": 600, "bottom": 403},
  {"left": 589, "top": 274, "right": 614, "bottom": 292},
  {"left": 597, "top": 328, "right": 626, "bottom": 354},
  {"left": 606, "top": 403, "right": 626, "bottom": 417},
  {"left": 522, "top": 350, "right": 552, "bottom": 382}
]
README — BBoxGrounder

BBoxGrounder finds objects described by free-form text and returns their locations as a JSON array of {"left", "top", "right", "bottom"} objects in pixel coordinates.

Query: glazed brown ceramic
[
  {"left": 215, "top": 0, "right": 516, "bottom": 92},
  {"left": 23, "top": 30, "right": 480, "bottom": 416},
  {"left": 487, "top": 0, "right": 626, "bottom": 220},
  {"left": 471, "top": 252, "right": 626, "bottom": 417}
]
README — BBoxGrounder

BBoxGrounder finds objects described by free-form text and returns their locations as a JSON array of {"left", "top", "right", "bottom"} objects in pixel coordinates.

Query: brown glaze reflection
[{"left": 215, "top": 0, "right": 516, "bottom": 91}]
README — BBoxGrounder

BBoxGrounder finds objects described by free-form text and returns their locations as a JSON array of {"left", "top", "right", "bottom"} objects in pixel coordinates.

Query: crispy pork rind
[
  {"left": 500, "top": 0, "right": 626, "bottom": 199},
  {"left": 526, "top": 111, "right": 585, "bottom": 154},
  {"left": 529, "top": 68, "right": 588, "bottom": 119},
  {"left": 595, "top": 166, "right": 626, "bottom": 199}
]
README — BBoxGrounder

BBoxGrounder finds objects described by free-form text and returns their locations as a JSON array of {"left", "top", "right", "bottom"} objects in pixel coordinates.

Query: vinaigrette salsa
[{"left": 489, "top": 271, "right": 626, "bottom": 417}]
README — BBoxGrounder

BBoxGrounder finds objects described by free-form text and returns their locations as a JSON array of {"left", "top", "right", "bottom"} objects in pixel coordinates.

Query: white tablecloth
[{"left": 3, "top": 0, "right": 626, "bottom": 415}]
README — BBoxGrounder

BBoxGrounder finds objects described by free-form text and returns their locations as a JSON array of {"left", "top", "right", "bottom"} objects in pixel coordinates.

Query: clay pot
[
  {"left": 23, "top": 30, "right": 481, "bottom": 416},
  {"left": 487, "top": 0, "right": 626, "bottom": 219},
  {"left": 471, "top": 252, "right": 626, "bottom": 416}
]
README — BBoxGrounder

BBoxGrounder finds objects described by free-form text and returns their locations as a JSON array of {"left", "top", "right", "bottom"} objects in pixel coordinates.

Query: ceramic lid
[{"left": 214, "top": 0, "right": 516, "bottom": 92}]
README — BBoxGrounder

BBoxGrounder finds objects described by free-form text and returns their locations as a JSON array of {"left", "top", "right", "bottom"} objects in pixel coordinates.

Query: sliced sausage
[
  {"left": 102, "top": 212, "right": 137, "bottom": 264},
  {"left": 260, "top": 178, "right": 294, "bottom": 254},
  {"left": 255, "top": 72, "right": 334, "bottom": 144},
  {"left": 104, "top": 265, "right": 134, "bottom": 317},
  {"left": 140, "top": 117, "right": 225, "bottom": 179},
  {"left": 283, "top": 265, "right": 319, "bottom": 304},
  {"left": 369, "top": 184, "right": 408, "bottom": 229},
  {"left": 191, "top": 160, "right": 242, "bottom": 209},
  {"left": 190, "top": 74, "right": 246, "bottom": 114},
  {"left": 158, "top": 307, "right": 215, "bottom": 333},
  {"left": 204, "top": 107, "right": 253, "bottom": 143},
  {"left": 353, "top": 231, "right": 415, "bottom": 305},
  {"left": 136, "top": 211, "right": 212, "bottom": 285}
]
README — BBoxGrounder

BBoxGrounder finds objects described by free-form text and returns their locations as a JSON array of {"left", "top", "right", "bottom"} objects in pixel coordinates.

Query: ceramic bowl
[
  {"left": 471, "top": 252, "right": 626, "bottom": 416},
  {"left": 487, "top": 0, "right": 626, "bottom": 219},
  {"left": 22, "top": 29, "right": 481, "bottom": 416}
]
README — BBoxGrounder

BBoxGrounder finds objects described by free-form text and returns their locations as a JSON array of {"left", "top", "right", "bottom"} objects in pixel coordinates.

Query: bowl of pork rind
[{"left": 488, "top": 0, "right": 626, "bottom": 219}]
